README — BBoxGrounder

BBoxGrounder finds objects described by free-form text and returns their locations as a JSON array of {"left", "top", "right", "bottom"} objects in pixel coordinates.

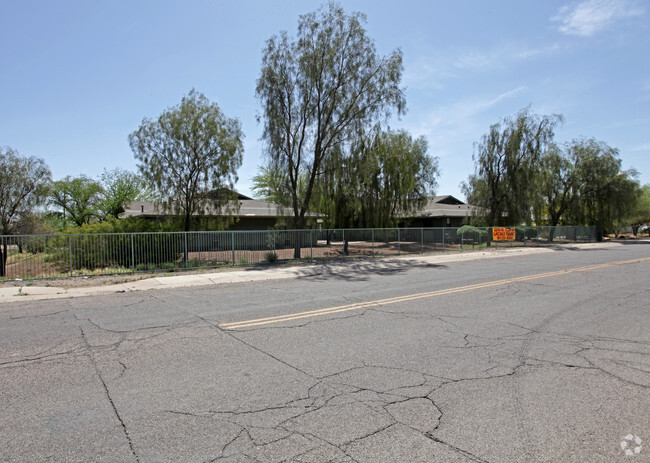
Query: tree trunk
[
  {"left": 292, "top": 215, "right": 305, "bottom": 259},
  {"left": 182, "top": 215, "right": 191, "bottom": 266},
  {"left": 0, "top": 240, "right": 7, "bottom": 278},
  {"left": 293, "top": 234, "right": 302, "bottom": 259},
  {"left": 548, "top": 227, "right": 556, "bottom": 243}
]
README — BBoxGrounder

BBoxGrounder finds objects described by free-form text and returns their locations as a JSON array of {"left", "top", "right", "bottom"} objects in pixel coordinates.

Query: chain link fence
[{"left": 0, "top": 226, "right": 597, "bottom": 280}]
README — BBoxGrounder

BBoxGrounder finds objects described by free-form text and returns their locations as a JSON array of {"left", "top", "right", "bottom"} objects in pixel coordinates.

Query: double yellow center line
[{"left": 219, "top": 257, "right": 650, "bottom": 330}]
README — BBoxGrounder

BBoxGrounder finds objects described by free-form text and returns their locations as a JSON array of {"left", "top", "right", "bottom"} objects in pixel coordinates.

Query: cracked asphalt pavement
[{"left": 1, "top": 242, "right": 649, "bottom": 462}]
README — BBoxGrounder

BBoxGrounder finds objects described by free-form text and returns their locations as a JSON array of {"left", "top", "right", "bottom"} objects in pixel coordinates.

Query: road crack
[{"left": 78, "top": 326, "right": 139, "bottom": 462}]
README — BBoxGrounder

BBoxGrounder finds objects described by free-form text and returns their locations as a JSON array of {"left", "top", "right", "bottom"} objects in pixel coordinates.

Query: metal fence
[{"left": 0, "top": 226, "right": 597, "bottom": 281}]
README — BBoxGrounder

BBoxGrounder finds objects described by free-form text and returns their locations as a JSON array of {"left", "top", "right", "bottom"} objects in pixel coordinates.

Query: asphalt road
[{"left": 1, "top": 242, "right": 649, "bottom": 462}]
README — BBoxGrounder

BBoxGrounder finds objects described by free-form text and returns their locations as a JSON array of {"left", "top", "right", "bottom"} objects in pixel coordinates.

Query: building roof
[
  {"left": 236, "top": 199, "right": 323, "bottom": 218},
  {"left": 123, "top": 194, "right": 469, "bottom": 221},
  {"left": 122, "top": 198, "right": 324, "bottom": 219},
  {"left": 405, "top": 195, "right": 477, "bottom": 219}
]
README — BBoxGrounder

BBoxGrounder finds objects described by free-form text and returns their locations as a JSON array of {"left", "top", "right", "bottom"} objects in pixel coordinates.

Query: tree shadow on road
[
  {"left": 292, "top": 258, "right": 446, "bottom": 282},
  {"left": 546, "top": 240, "right": 650, "bottom": 251},
  {"left": 609, "top": 239, "right": 650, "bottom": 245}
]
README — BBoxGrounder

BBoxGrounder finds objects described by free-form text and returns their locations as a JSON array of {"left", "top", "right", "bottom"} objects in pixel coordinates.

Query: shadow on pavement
[
  {"left": 546, "top": 239, "right": 650, "bottom": 251},
  {"left": 546, "top": 245, "right": 593, "bottom": 251},
  {"left": 609, "top": 239, "right": 650, "bottom": 244},
  {"left": 293, "top": 258, "right": 446, "bottom": 282}
]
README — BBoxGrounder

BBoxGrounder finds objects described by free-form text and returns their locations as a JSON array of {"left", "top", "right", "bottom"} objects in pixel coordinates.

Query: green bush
[
  {"left": 18, "top": 235, "right": 49, "bottom": 254},
  {"left": 62, "top": 217, "right": 177, "bottom": 234},
  {"left": 515, "top": 227, "right": 538, "bottom": 241},
  {"left": 45, "top": 218, "right": 184, "bottom": 272},
  {"left": 135, "top": 263, "right": 158, "bottom": 272},
  {"left": 456, "top": 225, "right": 488, "bottom": 243},
  {"left": 265, "top": 251, "right": 278, "bottom": 263}
]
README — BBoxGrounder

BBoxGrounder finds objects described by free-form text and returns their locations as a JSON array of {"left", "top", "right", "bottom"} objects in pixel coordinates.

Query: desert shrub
[
  {"left": 62, "top": 217, "right": 176, "bottom": 234},
  {"left": 456, "top": 225, "right": 488, "bottom": 243},
  {"left": 135, "top": 263, "right": 158, "bottom": 272},
  {"left": 46, "top": 218, "right": 184, "bottom": 271}
]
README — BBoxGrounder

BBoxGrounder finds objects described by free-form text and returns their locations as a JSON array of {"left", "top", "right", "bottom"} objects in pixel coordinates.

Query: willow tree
[
  {"left": 463, "top": 108, "right": 563, "bottom": 226},
  {"left": 312, "top": 127, "right": 438, "bottom": 230},
  {"left": 129, "top": 90, "right": 243, "bottom": 231},
  {"left": 0, "top": 147, "right": 51, "bottom": 276},
  {"left": 533, "top": 143, "right": 576, "bottom": 227},
  {"left": 256, "top": 2, "right": 405, "bottom": 256},
  {"left": 563, "top": 138, "right": 640, "bottom": 235},
  {"left": 532, "top": 138, "right": 640, "bottom": 233},
  {"left": 630, "top": 184, "right": 650, "bottom": 236}
]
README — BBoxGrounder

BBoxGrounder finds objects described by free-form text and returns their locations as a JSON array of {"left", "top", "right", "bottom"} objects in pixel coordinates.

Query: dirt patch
[{"left": 0, "top": 254, "right": 322, "bottom": 289}]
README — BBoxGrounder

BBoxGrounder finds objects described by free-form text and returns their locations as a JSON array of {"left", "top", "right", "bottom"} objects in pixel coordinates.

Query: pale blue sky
[{"left": 1, "top": 0, "right": 648, "bottom": 200}]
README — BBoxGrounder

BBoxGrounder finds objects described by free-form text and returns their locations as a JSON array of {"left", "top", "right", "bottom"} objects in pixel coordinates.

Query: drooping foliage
[
  {"left": 533, "top": 143, "right": 576, "bottom": 227},
  {"left": 462, "top": 108, "right": 563, "bottom": 226},
  {"left": 0, "top": 147, "right": 51, "bottom": 235},
  {"left": 464, "top": 108, "right": 642, "bottom": 235},
  {"left": 130, "top": 89, "right": 244, "bottom": 231},
  {"left": 562, "top": 139, "right": 640, "bottom": 234},
  {"left": 49, "top": 175, "right": 104, "bottom": 227},
  {"left": 256, "top": 2, "right": 406, "bottom": 238},
  {"left": 311, "top": 127, "right": 438, "bottom": 229},
  {"left": 629, "top": 184, "right": 650, "bottom": 236},
  {"left": 0, "top": 147, "right": 51, "bottom": 276}
]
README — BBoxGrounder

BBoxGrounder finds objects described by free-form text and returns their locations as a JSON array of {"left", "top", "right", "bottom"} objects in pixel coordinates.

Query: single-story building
[
  {"left": 399, "top": 195, "right": 477, "bottom": 228},
  {"left": 122, "top": 192, "right": 324, "bottom": 230}
]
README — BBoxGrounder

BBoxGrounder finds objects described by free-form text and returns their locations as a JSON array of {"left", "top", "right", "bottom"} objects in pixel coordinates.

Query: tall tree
[
  {"left": 251, "top": 163, "right": 295, "bottom": 206},
  {"left": 256, "top": 2, "right": 405, "bottom": 255},
  {"left": 129, "top": 89, "right": 244, "bottom": 231},
  {"left": 98, "top": 167, "right": 152, "bottom": 220},
  {"left": 14, "top": 212, "right": 56, "bottom": 236},
  {"left": 564, "top": 138, "right": 639, "bottom": 235},
  {"left": 312, "top": 127, "right": 438, "bottom": 230},
  {"left": 462, "top": 108, "right": 563, "bottom": 226},
  {"left": 0, "top": 147, "right": 51, "bottom": 276},
  {"left": 49, "top": 175, "right": 104, "bottom": 226},
  {"left": 629, "top": 184, "right": 650, "bottom": 236},
  {"left": 533, "top": 143, "right": 576, "bottom": 226}
]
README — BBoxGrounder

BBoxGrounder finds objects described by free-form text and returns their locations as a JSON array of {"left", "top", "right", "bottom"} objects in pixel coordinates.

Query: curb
[{"left": 0, "top": 241, "right": 635, "bottom": 304}]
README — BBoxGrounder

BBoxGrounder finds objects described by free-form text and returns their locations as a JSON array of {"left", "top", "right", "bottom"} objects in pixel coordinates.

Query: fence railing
[{"left": 0, "top": 226, "right": 597, "bottom": 280}]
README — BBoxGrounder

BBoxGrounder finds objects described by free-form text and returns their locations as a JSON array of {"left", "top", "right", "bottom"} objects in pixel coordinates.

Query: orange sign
[{"left": 492, "top": 227, "right": 516, "bottom": 241}]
